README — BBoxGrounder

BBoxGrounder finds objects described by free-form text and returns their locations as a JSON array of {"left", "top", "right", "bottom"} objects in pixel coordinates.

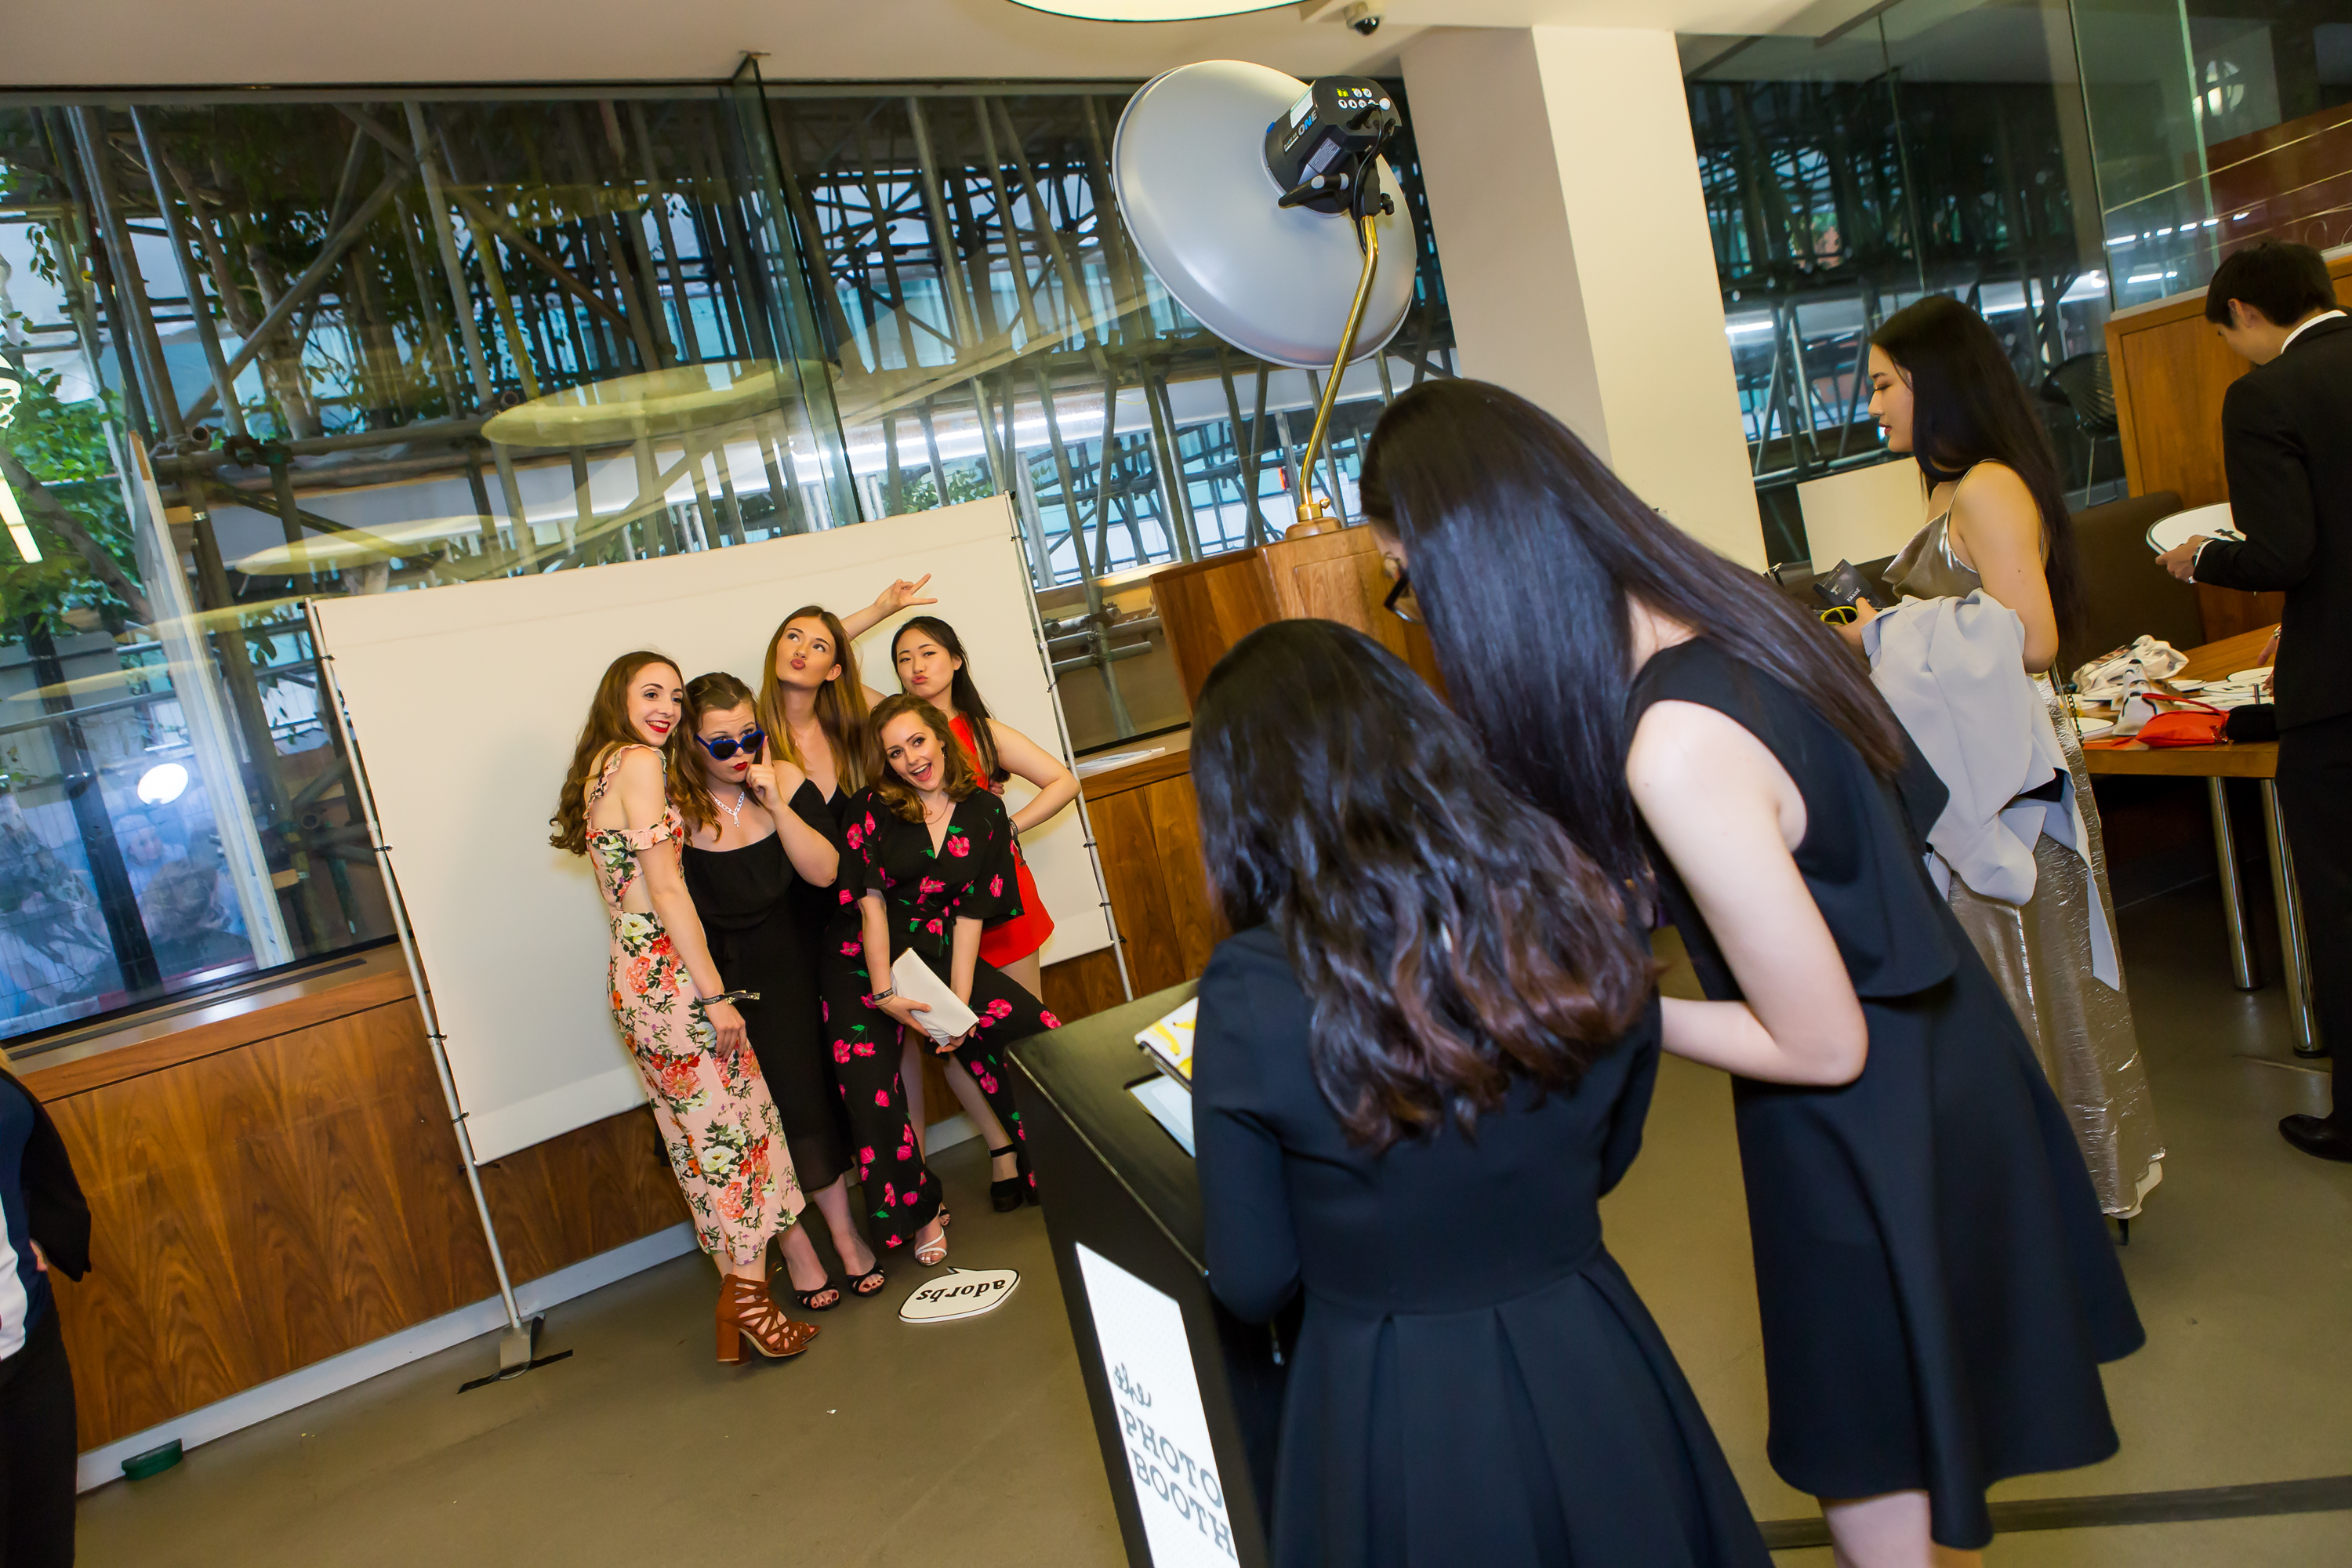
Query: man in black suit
[{"left": 2159, "top": 240, "right": 2351, "bottom": 1160}]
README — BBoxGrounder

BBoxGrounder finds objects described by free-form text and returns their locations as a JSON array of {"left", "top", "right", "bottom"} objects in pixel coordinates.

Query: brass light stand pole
[{"left": 1287, "top": 211, "right": 1381, "bottom": 537}]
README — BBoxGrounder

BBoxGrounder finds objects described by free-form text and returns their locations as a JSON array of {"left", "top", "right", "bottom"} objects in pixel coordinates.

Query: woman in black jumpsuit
[
  {"left": 677, "top": 671, "right": 903, "bottom": 1299},
  {"left": 825, "top": 695, "right": 1059, "bottom": 1213}
]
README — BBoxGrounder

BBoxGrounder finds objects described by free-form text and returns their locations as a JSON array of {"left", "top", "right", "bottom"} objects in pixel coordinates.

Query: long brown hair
[
  {"left": 757, "top": 605, "right": 874, "bottom": 797},
  {"left": 671, "top": 670, "right": 760, "bottom": 837},
  {"left": 1359, "top": 379, "right": 1911, "bottom": 895},
  {"left": 550, "top": 651, "right": 683, "bottom": 855},
  {"left": 869, "top": 693, "right": 978, "bottom": 823},
  {"left": 1193, "top": 619, "right": 1653, "bottom": 1151}
]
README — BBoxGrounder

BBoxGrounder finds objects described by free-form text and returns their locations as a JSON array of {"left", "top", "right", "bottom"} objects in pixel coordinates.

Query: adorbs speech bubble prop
[{"left": 899, "top": 1266, "right": 1018, "bottom": 1324}]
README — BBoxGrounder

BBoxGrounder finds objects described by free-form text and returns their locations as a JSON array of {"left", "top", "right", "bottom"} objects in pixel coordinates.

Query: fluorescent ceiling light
[{"left": 1008, "top": 1, "right": 1293, "bottom": 17}]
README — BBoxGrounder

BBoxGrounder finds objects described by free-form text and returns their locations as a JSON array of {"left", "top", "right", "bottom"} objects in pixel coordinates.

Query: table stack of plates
[
  {"left": 2194, "top": 668, "right": 2274, "bottom": 708},
  {"left": 2146, "top": 503, "right": 2244, "bottom": 555}
]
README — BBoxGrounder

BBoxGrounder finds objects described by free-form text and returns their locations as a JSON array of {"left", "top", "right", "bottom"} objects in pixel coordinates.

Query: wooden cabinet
[
  {"left": 1150, "top": 524, "right": 1442, "bottom": 709},
  {"left": 2105, "top": 252, "right": 2352, "bottom": 641},
  {"left": 1040, "top": 734, "right": 1225, "bottom": 1027},
  {"left": 15, "top": 950, "right": 687, "bottom": 1450}
]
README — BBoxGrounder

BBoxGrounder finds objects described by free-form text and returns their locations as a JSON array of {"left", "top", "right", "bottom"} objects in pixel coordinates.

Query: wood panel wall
[
  {"left": 2106, "top": 251, "right": 2352, "bottom": 641},
  {"left": 25, "top": 967, "right": 688, "bottom": 1451},
  {"left": 1058, "top": 742, "right": 1224, "bottom": 1004},
  {"left": 1152, "top": 524, "right": 1441, "bottom": 710}
]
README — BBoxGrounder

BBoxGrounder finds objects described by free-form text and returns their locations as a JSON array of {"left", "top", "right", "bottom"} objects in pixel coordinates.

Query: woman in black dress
[
  {"left": 1191, "top": 619, "right": 1784, "bottom": 1568},
  {"left": 1357, "top": 379, "right": 2142, "bottom": 1566},
  {"left": 829, "top": 695, "right": 1061, "bottom": 1214},
  {"left": 2, "top": 1062, "right": 89, "bottom": 1568},
  {"left": 676, "top": 672, "right": 888, "bottom": 1309},
  {"left": 759, "top": 606, "right": 949, "bottom": 1267}
]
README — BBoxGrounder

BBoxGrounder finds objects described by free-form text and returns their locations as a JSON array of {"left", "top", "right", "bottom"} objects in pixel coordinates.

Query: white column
[{"left": 1402, "top": 27, "right": 1763, "bottom": 568}]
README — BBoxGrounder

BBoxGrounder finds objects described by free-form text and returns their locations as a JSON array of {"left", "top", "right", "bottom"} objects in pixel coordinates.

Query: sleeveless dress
[
  {"left": 1194, "top": 925, "right": 1772, "bottom": 1568},
  {"left": 586, "top": 746, "right": 800, "bottom": 1268},
  {"left": 683, "top": 822, "right": 855, "bottom": 1195},
  {"left": 1630, "top": 640, "right": 2142, "bottom": 1552},
  {"left": 947, "top": 713, "right": 1055, "bottom": 967},
  {"left": 1887, "top": 496, "right": 2165, "bottom": 1216}
]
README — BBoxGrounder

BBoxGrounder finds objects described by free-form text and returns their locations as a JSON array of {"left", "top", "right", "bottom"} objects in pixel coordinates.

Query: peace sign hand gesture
[{"left": 871, "top": 574, "right": 938, "bottom": 618}]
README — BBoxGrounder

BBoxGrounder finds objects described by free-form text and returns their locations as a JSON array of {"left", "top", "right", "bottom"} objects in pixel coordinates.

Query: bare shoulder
[
  {"left": 1628, "top": 699, "right": 1771, "bottom": 803},
  {"left": 613, "top": 744, "right": 665, "bottom": 785},
  {"left": 1952, "top": 460, "right": 2038, "bottom": 526}
]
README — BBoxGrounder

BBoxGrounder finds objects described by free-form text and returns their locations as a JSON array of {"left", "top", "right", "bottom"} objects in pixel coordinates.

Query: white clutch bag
[{"left": 891, "top": 949, "right": 978, "bottom": 1044}]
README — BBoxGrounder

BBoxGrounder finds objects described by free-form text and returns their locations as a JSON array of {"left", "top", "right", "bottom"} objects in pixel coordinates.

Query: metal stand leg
[
  {"left": 2261, "top": 779, "right": 2323, "bottom": 1055},
  {"left": 2210, "top": 778, "right": 2259, "bottom": 989}
]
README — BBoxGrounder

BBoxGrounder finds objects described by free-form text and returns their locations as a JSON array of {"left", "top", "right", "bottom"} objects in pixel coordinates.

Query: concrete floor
[{"left": 73, "top": 879, "right": 2352, "bottom": 1566}]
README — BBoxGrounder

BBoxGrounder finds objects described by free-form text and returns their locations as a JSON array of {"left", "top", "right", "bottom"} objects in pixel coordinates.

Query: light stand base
[
  {"left": 1287, "top": 498, "right": 1341, "bottom": 539},
  {"left": 496, "top": 1315, "right": 543, "bottom": 1379}
]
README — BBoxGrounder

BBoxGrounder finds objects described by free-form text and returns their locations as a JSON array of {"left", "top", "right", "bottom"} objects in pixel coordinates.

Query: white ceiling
[{"left": 3, "top": 0, "right": 1887, "bottom": 89}]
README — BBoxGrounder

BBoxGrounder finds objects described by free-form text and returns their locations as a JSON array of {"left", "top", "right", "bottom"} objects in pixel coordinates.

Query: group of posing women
[
  {"left": 550, "top": 583, "right": 1074, "bottom": 1365},
  {"left": 1189, "top": 299, "right": 2147, "bottom": 1568}
]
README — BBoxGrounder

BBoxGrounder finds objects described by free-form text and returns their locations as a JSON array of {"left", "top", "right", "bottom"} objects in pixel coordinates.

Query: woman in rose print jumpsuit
[
  {"left": 553, "top": 652, "right": 818, "bottom": 1365},
  {"left": 817, "top": 694, "right": 1060, "bottom": 1229}
]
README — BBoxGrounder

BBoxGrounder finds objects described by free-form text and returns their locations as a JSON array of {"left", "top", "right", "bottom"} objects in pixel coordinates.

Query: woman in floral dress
[
  {"left": 822, "top": 695, "right": 1062, "bottom": 1219},
  {"left": 550, "top": 651, "right": 818, "bottom": 1364}
]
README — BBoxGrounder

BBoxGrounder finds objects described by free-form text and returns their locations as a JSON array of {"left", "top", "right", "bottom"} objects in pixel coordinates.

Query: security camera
[{"left": 1343, "top": 2, "right": 1381, "bottom": 35}]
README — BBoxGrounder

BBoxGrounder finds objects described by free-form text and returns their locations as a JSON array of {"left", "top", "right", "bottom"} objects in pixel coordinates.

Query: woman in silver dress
[{"left": 1855, "top": 295, "right": 2164, "bottom": 1218}]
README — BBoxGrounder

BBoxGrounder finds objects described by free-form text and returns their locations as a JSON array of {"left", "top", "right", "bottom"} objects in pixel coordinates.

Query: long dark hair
[
  {"left": 1193, "top": 619, "right": 1653, "bottom": 1152},
  {"left": 868, "top": 693, "right": 979, "bottom": 823},
  {"left": 1358, "top": 379, "right": 1909, "bottom": 893},
  {"left": 891, "top": 615, "right": 1003, "bottom": 782},
  {"left": 549, "top": 652, "right": 682, "bottom": 855},
  {"left": 1871, "top": 295, "right": 2083, "bottom": 637}
]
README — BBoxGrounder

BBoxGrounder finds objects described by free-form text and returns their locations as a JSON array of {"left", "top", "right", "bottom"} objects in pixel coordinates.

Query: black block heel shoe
[{"left": 989, "top": 1143, "right": 1025, "bottom": 1212}]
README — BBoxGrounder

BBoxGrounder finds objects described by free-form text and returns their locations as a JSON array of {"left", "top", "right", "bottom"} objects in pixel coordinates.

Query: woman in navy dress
[
  {"left": 1191, "top": 619, "right": 1793, "bottom": 1568},
  {"left": 1356, "top": 379, "right": 2142, "bottom": 1565}
]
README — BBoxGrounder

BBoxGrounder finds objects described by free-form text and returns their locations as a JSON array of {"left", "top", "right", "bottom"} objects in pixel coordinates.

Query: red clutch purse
[{"left": 2132, "top": 702, "right": 2229, "bottom": 747}]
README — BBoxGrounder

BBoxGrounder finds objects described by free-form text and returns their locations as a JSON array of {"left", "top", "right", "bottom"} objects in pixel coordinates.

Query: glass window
[
  {"left": 0, "top": 76, "right": 1459, "bottom": 1051},
  {"left": 1687, "top": 0, "right": 2117, "bottom": 564},
  {"left": 759, "top": 82, "right": 1454, "bottom": 741},
  {"left": 2075, "top": 0, "right": 2352, "bottom": 306}
]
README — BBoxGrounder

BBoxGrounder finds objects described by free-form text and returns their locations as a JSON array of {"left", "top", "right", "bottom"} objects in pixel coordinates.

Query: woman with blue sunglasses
[{"left": 677, "top": 670, "right": 902, "bottom": 1309}]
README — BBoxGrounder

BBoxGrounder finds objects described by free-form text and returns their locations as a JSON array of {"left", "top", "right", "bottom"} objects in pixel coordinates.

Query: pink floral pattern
[{"left": 586, "top": 747, "right": 800, "bottom": 1266}]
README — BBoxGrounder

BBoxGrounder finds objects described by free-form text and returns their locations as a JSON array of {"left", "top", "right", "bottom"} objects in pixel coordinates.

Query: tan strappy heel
[{"left": 716, "top": 1275, "right": 821, "bottom": 1363}]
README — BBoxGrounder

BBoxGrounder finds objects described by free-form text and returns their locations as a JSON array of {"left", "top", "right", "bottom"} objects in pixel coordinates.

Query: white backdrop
[{"left": 312, "top": 497, "right": 1112, "bottom": 1162}]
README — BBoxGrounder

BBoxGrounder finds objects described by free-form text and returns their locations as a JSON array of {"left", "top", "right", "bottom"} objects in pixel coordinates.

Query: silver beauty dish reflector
[{"left": 1113, "top": 60, "right": 1417, "bottom": 532}]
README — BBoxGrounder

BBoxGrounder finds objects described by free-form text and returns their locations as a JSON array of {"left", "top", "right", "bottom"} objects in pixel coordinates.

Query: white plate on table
[
  {"left": 2228, "top": 666, "right": 2274, "bottom": 688},
  {"left": 2147, "top": 503, "right": 2243, "bottom": 555}
]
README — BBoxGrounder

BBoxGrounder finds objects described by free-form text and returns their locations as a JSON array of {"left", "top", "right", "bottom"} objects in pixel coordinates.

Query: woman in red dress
[{"left": 890, "top": 617, "right": 1078, "bottom": 1147}]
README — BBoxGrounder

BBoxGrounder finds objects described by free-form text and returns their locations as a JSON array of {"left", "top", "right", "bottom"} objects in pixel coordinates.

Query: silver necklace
[{"left": 717, "top": 788, "right": 750, "bottom": 826}]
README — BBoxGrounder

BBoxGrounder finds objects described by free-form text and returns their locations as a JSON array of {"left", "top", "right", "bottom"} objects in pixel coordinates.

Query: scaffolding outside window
[
  {"left": 0, "top": 72, "right": 1457, "bottom": 1051},
  {"left": 1686, "top": 0, "right": 2121, "bottom": 565}
]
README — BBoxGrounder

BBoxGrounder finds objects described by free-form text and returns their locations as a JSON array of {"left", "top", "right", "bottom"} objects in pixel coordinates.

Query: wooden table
[{"left": 2080, "top": 624, "right": 2318, "bottom": 1052}]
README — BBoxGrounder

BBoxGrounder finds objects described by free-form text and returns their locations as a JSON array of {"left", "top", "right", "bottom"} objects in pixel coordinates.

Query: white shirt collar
[{"left": 2281, "top": 308, "right": 2347, "bottom": 353}]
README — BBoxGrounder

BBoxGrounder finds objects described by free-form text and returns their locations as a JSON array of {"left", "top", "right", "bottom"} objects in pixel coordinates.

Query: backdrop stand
[
  {"left": 311, "top": 604, "right": 543, "bottom": 1380},
  {"left": 1013, "top": 503, "right": 1134, "bottom": 1006}
]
